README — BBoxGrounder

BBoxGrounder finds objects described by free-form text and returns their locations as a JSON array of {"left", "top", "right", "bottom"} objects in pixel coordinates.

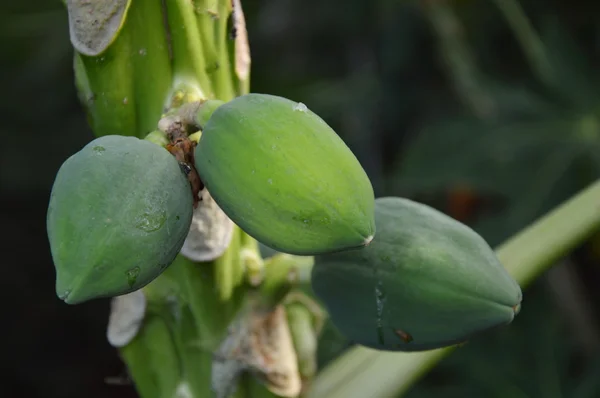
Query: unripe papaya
[
  {"left": 195, "top": 94, "right": 375, "bottom": 255},
  {"left": 311, "top": 197, "right": 522, "bottom": 352},
  {"left": 47, "top": 135, "right": 193, "bottom": 304}
]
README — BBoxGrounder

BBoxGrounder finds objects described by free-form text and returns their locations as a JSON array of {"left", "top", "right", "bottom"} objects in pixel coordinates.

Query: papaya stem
[
  {"left": 144, "top": 130, "right": 170, "bottom": 147},
  {"left": 231, "top": 0, "right": 251, "bottom": 95},
  {"left": 213, "top": 0, "right": 236, "bottom": 100},
  {"left": 169, "top": 0, "right": 214, "bottom": 95},
  {"left": 156, "top": 116, "right": 203, "bottom": 207},
  {"left": 308, "top": 180, "right": 600, "bottom": 398},
  {"left": 196, "top": 0, "right": 218, "bottom": 73},
  {"left": 156, "top": 99, "right": 228, "bottom": 208},
  {"left": 158, "top": 99, "right": 225, "bottom": 133},
  {"left": 159, "top": 102, "right": 204, "bottom": 134}
]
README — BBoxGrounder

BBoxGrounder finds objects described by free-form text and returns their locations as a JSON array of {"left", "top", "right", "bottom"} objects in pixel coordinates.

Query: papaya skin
[
  {"left": 47, "top": 135, "right": 193, "bottom": 304},
  {"left": 195, "top": 93, "right": 376, "bottom": 255},
  {"left": 311, "top": 197, "right": 523, "bottom": 352}
]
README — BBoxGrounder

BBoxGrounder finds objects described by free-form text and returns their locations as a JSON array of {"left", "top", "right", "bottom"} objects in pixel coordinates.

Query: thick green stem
[
  {"left": 166, "top": 0, "right": 213, "bottom": 97},
  {"left": 308, "top": 180, "right": 600, "bottom": 398},
  {"left": 120, "top": 311, "right": 182, "bottom": 398},
  {"left": 213, "top": 0, "right": 236, "bottom": 100},
  {"left": 196, "top": 0, "right": 219, "bottom": 73}
]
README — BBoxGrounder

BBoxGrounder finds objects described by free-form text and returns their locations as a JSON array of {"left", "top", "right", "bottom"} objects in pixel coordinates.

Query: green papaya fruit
[
  {"left": 311, "top": 197, "right": 522, "bottom": 352},
  {"left": 195, "top": 93, "right": 375, "bottom": 255},
  {"left": 47, "top": 135, "right": 193, "bottom": 304}
]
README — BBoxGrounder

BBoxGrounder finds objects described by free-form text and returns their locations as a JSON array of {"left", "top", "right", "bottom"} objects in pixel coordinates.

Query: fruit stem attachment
[
  {"left": 144, "top": 130, "right": 170, "bottom": 147},
  {"left": 158, "top": 99, "right": 225, "bottom": 135},
  {"left": 189, "top": 131, "right": 202, "bottom": 144},
  {"left": 156, "top": 99, "right": 224, "bottom": 208},
  {"left": 158, "top": 98, "right": 264, "bottom": 263}
]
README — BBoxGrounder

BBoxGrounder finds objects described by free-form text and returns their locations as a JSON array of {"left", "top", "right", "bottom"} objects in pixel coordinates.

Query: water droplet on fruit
[
  {"left": 139, "top": 48, "right": 147, "bottom": 56},
  {"left": 135, "top": 209, "right": 167, "bottom": 232},
  {"left": 268, "top": 178, "right": 273, "bottom": 185},
  {"left": 93, "top": 146, "right": 105, "bottom": 153},
  {"left": 294, "top": 102, "right": 308, "bottom": 112},
  {"left": 126, "top": 267, "right": 141, "bottom": 288}
]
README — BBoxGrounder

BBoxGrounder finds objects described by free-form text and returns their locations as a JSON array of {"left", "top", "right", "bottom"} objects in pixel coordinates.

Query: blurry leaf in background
[
  {"left": 388, "top": 0, "right": 600, "bottom": 247},
  {"left": 391, "top": 105, "right": 600, "bottom": 246}
]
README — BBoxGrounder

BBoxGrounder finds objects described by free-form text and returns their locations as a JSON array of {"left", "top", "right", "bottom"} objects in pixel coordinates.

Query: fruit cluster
[{"left": 47, "top": 94, "right": 522, "bottom": 351}]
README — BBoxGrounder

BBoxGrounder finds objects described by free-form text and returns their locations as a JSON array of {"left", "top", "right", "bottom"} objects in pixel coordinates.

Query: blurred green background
[{"left": 2, "top": 0, "right": 600, "bottom": 397}]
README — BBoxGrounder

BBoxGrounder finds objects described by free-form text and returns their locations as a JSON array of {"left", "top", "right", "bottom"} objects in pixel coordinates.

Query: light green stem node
[
  {"left": 188, "top": 131, "right": 202, "bottom": 143},
  {"left": 143, "top": 130, "right": 169, "bottom": 147},
  {"left": 286, "top": 303, "right": 319, "bottom": 380},
  {"left": 195, "top": 99, "right": 226, "bottom": 127},
  {"left": 242, "top": 248, "right": 265, "bottom": 286},
  {"left": 158, "top": 99, "right": 225, "bottom": 136}
]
